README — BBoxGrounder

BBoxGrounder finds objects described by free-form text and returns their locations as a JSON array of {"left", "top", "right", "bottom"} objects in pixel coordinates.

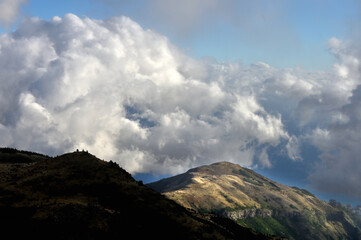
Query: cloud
[
  {"left": 306, "top": 38, "right": 361, "bottom": 198},
  {"left": 286, "top": 135, "right": 302, "bottom": 161},
  {"left": 214, "top": 35, "right": 361, "bottom": 200},
  {"left": 308, "top": 85, "right": 361, "bottom": 198},
  {"left": 0, "top": 14, "right": 291, "bottom": 175},
  {"left": 0, "top": 0, "right": 27, "bottom": 27},
  {"left": 2, "top": 13, "right": 361, "bottom": 201}
]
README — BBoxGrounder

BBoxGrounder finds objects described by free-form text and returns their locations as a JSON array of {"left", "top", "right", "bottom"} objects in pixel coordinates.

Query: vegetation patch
[
  {"left": 235, "top": 168, "right": 252, "bottom": 178},
  {"left": 0, "top": 148, "right": 49, "bottom": 163},
  {"left": 236, "top": 217, "right": 292, "bottom": 237},
  {"left": 220, "top": 193, "right": 235, "bottom": 204},
  {"left": 243, "top": 177, "right": 263, "bottom": 186},
  {"left": 291, "top": 186, "right": 315, "bottom": 197}
]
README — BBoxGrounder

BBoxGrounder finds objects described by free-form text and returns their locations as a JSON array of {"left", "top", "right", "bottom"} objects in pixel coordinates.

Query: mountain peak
[
  {"left": 186, "top": 161, "right": 268, "bottom": 181},
  {"left": 187, "top": 161, "right": 242, "bottom": 174},
  {"left": 149, "top": 161, "right": 278, "bottom": 194},
  {"left": 148, "top": 162, "right": 361, "bottom": 239}
]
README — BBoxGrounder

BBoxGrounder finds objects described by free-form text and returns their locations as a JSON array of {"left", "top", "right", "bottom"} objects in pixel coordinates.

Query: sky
[{"left": 0, "top": 0, "right": 361, "bottom": 205}]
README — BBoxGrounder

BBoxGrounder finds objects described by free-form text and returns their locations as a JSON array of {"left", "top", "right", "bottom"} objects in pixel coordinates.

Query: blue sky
[
  {"left": 9, "top": 0, "right": 360, "bottom": 70},
  {"left": 1, "top": 0, "right": 361, "bottom": 205}
]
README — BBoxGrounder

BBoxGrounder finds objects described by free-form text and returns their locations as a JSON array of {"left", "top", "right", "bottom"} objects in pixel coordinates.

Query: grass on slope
[{"left": 236, "top": 217, "right": 293, "bottom": 238}]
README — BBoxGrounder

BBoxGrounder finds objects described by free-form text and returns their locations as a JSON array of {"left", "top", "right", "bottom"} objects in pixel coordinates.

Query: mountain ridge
[{"left": 148, "top": 161, "right": 361, "bottom": 240}]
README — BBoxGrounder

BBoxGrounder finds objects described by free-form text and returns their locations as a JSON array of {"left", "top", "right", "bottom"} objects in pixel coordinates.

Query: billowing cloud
[
  {"left": 307, "top": 38, "right": 361, "bottom": 198},
  {"left": 0, "top": 14, "right": 290, "bottom": 174},
  {"left": 0, "top": 0, "right": 27, "bottom": 27},
  {"left": 214, "top": 35, "right": 361, "bottom": 200},
  {"left": 2, "top": 13, "right": 361, "bottom": 201}
]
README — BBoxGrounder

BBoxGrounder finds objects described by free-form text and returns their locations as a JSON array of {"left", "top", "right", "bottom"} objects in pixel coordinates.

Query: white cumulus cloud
[
  {"left": 0, "top": 14, "right": 291, "bottom": 174},
  {"left": 2, "top": 13, "right": 361, "bottom": 201}
]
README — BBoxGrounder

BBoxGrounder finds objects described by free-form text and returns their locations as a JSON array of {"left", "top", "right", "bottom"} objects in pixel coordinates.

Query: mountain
[
  {"left": 148, "top": 161, "right": 361, "bottom": 240},
  {"left": 0, "top": 149, "right": 279, "bottom": 240}
]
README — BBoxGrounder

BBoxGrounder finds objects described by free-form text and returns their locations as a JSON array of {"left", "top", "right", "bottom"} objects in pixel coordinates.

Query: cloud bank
[
  {"left": 0, "top": 14, "right": 290, "bottom": 174},
  {"left": 1, "top": 14, "right": 361, "bottom": 199}
]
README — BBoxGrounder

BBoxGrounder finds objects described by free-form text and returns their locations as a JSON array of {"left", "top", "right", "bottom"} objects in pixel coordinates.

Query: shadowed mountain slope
[
  {"left": 0, "top": 149, "right": 279, "bottom": 240},
  {"left": 148, "top": 162, "right": 361, "bottom": 240}
]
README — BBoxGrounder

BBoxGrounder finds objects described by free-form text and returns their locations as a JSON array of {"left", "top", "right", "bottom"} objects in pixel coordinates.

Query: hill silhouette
[{"left": 0, "top": 149, "right": 279, "bottom": 240}]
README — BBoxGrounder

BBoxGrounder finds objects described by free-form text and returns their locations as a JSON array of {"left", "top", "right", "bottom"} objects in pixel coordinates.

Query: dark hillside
[
  {"left": 0, "top": 150, "right": 278, "bottom": 240},
  {"left": 0, "top": 147, "right": 49, "bottom": 163}
]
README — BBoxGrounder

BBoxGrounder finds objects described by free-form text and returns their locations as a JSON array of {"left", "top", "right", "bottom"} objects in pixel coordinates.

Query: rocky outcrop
[{"left": 221, "top": 208, "right": 301, "bottom": 220}]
